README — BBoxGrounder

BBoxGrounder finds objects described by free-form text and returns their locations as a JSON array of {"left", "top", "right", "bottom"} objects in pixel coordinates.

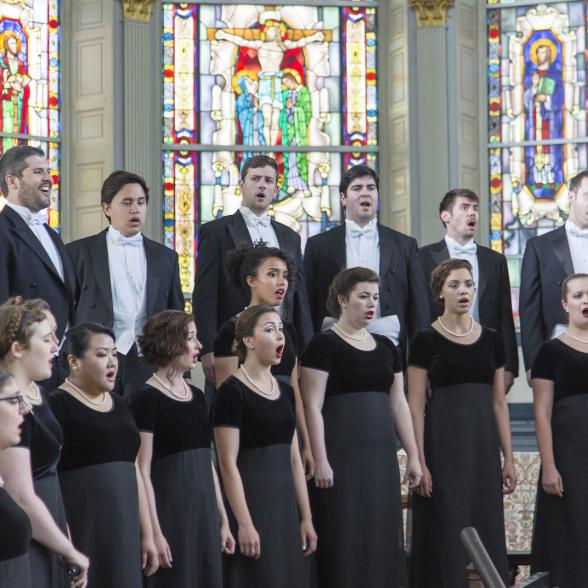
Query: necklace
[
  {"left": 153, "top": 372, "right": 190, "bottom": 400},
  {"left": 26, "top": 382, "right": 41, "bottom": 403},
  {"left": 333, "top": 322, "right": 367, "bottom": 341},
  {"left": 565, "top": 330, "right": 588, "bottom": 344},
  {"left": 437, "top": 315, "right": 474, "bottom": 337},
  {"left": 65, "top": 378, "right": 108, "bottom": 406},
  {"left": 240, "top": 365, "right": 275, "bottom": 397}
]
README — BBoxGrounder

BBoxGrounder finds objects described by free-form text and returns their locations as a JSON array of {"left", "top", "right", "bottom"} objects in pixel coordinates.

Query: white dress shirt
[
  {"left": 239, "top": 206, "right": 279, "bottom": 248},
  {"left": 445, "top": 234, "right": 480, "bottom": 322},
  {"left": 6, "top": 202, "right": 64, "bottom": 280},
  {"left": 106, "top": 226, "right": 147, "bottom": 355}
]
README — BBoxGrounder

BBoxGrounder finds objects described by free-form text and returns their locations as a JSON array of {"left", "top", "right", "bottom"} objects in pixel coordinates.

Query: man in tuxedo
[
  {"left": 520, "top": 169, "right": 588, "bottom": 378},
  {"left": 303, "top": 164, "right": 429, "bottom": 361},
  {"left": 0, "top": 145, "right": 76, "bottom": 387},
  {"left": 420, "top": 189, "right": 518, "bottom": 391},
  {"left": 67, "top": 171, "right": 184, "bottom": 397},
  {"left": 192, "top": 154, "right": 313, "bottom": 386}
]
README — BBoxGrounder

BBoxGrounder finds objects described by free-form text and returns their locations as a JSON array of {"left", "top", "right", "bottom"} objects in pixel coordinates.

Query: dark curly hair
[
  {"left": 0, "top": 296, "right": 49, "bottom": 358},
  {"left": 232, "top": 304, "right": 279, "bottom": 363},
  {"left": 138, "top": 310, "right": 195, "bottom": 369},
  {"left": 430, "top": 258, "right": 473, "bottom": 300},
  {"left": 326, "top": 267, "right": 380, "bottom": 319}
]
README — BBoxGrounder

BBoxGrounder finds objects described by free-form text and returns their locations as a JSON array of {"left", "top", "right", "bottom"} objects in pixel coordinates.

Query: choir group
[{"left": 0, "top": 145, "right": 587, "bottom": 588}]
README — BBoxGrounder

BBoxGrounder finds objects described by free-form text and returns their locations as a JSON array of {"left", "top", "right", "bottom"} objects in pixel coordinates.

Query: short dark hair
[
  {"left": 326, "top": 267, "right": 380, "bottom": 318},
  {"left": 101, "top": 170, "right": 150, "bottom": 208},
  {"left": 232, "top": 304, "right": 279, "bottom": 363},
  {"left": 439, "top": 189, "right": 479, "bottom": 227},
  {"left": 562, "top": 273, "right": 588, "bottom": 301},
  {"left": 0, "top": 145, "right": 46, "bottom": 196},
  {"left": 60, "top": 323, "right": 115, "bottom": 365},
  {"left": 569, "top": 170, "right": 588, "bottom": 194},
  {"left": 339, "top": 164, "right": 379, "bottom": 196},
  {"left": 138, "top": 310, "right": 195, "bottom": 370},
  {"left": 430, "top": 259, "right": 473, "bottom": 300},
  {"left": 225, "top": 246, "right": 295, "bottom": 293},
  {"left": 0, "top": 296, "right": 48, "bottom": 358},
  {"left": 240, "top": 155, "right": 279, "bottom": 182}
]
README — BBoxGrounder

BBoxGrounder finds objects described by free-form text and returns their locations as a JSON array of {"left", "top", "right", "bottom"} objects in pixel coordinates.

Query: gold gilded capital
[
  {"left": 121, "top": 0, "right": 153, "bottom": 23},
  {"left": 410, "top": 0, "right": 454, "bottom": 27}
]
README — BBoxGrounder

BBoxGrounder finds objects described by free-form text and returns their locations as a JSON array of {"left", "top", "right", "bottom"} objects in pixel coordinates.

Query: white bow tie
[
  {"left": 452, "top": 242, "right": 477, "bottom": 255},
  {"left": 26, "top": 211, "right": 48, "bottom": 227},
  {"left": 567, "top": 225, "right": 588, "bottom": 239},
  {"left": 349, "top": 226, "right": 375, "bottom": 239},
  {"left": 112, "top": 232, "right": 143, "bottom": 247},
  {"left": 250, "top": 216, "right": 271, "bottom": 228}
]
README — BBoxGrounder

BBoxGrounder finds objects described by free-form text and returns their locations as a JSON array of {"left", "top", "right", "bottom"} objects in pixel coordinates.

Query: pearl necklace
[
  {"left": 437, "top": 315, "right": 474, "bottom": 337},
  {"left": 565, "top": 330, "right": 588, "bottom": 344},
  {"left": 65, "top": 378, "right": 108, "bottom": 406},
  {"left": 153, "top": 373, "right": 190, "bottom": 400},
  {"left": 333, "top": 322, "right": 367, "bottom": 341},
  {"left": 240, "top": 366, "right": 276, "bottom": 397}
]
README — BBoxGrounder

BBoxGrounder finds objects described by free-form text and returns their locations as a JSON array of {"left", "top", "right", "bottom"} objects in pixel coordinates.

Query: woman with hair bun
[
  {"left": 0, "top": 297, "right": 89, "bottom": 588},
  {"left": 408, "top": 258, "right": 515, "bottom": 588},
  {"left": 214, "top": 245, "right": 314, "bottom": 478},
  {"left": 213, "top": 305, "right": 316, "bottom": 588},
  {"left": 301, "top": 267, "right": 421, "bottom": 588},
  {"left": 130, "top": 309, "right": 234, "bottom": 588},
  {"left": 50, "top": 322, "right": 157, "bottom": 588}
]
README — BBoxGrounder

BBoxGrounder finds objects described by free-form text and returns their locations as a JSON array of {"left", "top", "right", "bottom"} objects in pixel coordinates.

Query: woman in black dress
[
  {"left": 214, "top": 246, "right": 314, "bottom": 477},
  {"left": 50, "top": 323, "right": 158, "bottom": 588},
  {"left": 300, "top": 267, "right": 421, "bottom": 588},
  {"left": 214, "top": 304, "right": 317, "bottom": 588},
  {"left": 531, "top": 272, "right": 588, "bottom": 587},
  {"left": 408, "top": 258, "right": 516, "bottom": 588},
  {"left": 0, "top": 368, "right": 33, "bottom": 588},
  {"left": 130, "top": 310, "right": 235, "bottom": 587},
  {"left": 0, "top": 297, "right": 89, "bottom": 588}
]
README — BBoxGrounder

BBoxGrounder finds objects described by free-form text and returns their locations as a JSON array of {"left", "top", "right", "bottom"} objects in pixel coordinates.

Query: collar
[
  {"left": 565, "top": 219, "right": 588, "bottom": 237},
  {"left": 345, "top": 217, "right": 378, "bottom": 233},
  {"left": 444, "top": 234, "right": 476, "bottom": 251},
  {"left": 107, "top": 225, "right": 143, "bottom": 246},
  {"left": 5, "top": 201, "right": 49, "bottom": 226},
  {"left": 239, "top": 206, "right": 270, "bottom": 224}
]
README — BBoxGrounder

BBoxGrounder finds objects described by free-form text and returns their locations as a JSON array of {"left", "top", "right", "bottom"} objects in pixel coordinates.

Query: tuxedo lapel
[
  {"left": 227, "top": 211, "right": 253, "bottom": 248},
  {"left": 143, "top": 237, "right": 162, "bottom": 316},
  {"left": 89, "top": 231, "right": 114, "bottom": 312},
  {"left": 330, "top": 224, "right": 346, "bottom": 271},
  {"left": 272, "top": 219, "right": 294, "bottom": 251},
  {"left": 476, "top": 245, "right": 490, "bottom": 303},
  {"left": 550, "top": 226, "right": 574, "bottom": 277},
  {"left": 378, "top": 225, "right": 399, "bottom": 276},
  {"left": 429, "top": 240, "right": 449, "bottom": 269}
]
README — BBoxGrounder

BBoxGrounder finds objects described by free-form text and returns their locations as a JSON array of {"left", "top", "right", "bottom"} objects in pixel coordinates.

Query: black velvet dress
[
  {"left": 301, "top": 330, "right": 406, "bottom": 588},
  {"left": 213, "top": 376, "right": 307, "bottom": 588},
  {"left": 0, "top": 486, "right": 32, "bottom": 588},
  {"left": 408, "top": 327, "right": 509, "bottom": 588},
  {"left": 129, "top": 383, "right": 222, "bottom": 588},
  {"left": 18, "top": 388, "right": 68, "bottom": 588},
  {"left": 49, "top": 390, "right": 142, "bottom": 588},
  {"left": 531, "top": 339, "right": 588, "bottom": 588}
]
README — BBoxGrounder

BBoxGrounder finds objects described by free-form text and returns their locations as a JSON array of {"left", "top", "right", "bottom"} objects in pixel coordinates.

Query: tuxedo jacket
[
  {"left": 520, "top": 225, "right": 573, "bottom": 370},
  {"left": 303, "top": 223, "right": 430, "bottom": 359},
  {"left": 0, "top": 206, "right": 76, "bottom": 340},
  {"left": 419, "top": 240, "right": 519, "bottom": 376},
  {"left": 192, "top": 210, "right": 313, "bottom": 355},
  {"left": 66, "top": 229, "right": 185, "bottom": 328}
]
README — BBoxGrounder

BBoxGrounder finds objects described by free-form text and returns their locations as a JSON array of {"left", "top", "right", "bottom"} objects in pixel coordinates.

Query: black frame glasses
[{"left": 0, "top": 394, "right": 27, "bottom": 408}]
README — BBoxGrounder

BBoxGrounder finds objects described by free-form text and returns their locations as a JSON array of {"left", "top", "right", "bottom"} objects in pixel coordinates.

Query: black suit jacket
[
  {"left": 66, "top": 229, "right": 185, "bottom": 327},
  {"left": 303, "top": 223, "right": 430, "bottom": 359},
  {"left": 419, "top": 240, "right": 519, "bottom": 376},
  {"left": 520, "top": 225, "right": 572, "bottom": 370},
  {"left": 0, "top": 206, "right": 76, "bottom": 340},
  {"left": 192, "top": 210, "right": 313, "bottom": 355}
]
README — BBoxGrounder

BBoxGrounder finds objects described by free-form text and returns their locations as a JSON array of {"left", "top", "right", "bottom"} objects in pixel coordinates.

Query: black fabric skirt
[
  {"left": 312, "top": 391, "right": 406, "bottom": 588},
  {"left": 0, "top": 553, "right": 32, "bottom": 588},
  {"left": 223, "top": 443, "right": 307, "bottom": 588},
  {"left": 30, "top": 472, "right": 69, "bottom": 588},
  {"left": 146, "top": 448, "right": 222, "bottom": 588},
  {"left": 409, "top": 383, "right": 509, "bottom": 588},
  {"left": 531, "top": 393, "right": 588, "bottom": 587},
  {"left": 59, "top": 461, "right": 142, "bottom": 588}
]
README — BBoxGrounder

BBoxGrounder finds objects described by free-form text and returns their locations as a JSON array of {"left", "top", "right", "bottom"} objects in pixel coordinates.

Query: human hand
[
  {"left": 541, "top": 464, "right": 563, "bottom": 497},
  {"left": 502, "top": 459, "right": 517, "bottom": 494},
  {"left": 201, "top": 352, "right": 216, "bottom": 383},
  {"left": 59, "top": 549, "right": 89, "bottom": 588},
  {"left": 415, "top": 462, "right": 433, "bottom": 497},
  {"left": 220, "top": 519, "right": 236, "bottom": 554},
  {"left": 238, "top": 523, "right": 260, "bottom": 559},
  {"left": 404, "top": 457, "right": 423, "bottom": 489},
  {"left": 302, "top": 445, "right": 315, "bottom": 481},
  {"left": 314, "top": 459, "right": 334, "bottom": 489},
  {"left": 300, "top": 519, "right": 317, "bottom": 556},
  {"left": 141, "top": 536, "right": 159, "bottom": 577},
  {"left": 153, "top": 531, "right": 172, "bottom": 568}
]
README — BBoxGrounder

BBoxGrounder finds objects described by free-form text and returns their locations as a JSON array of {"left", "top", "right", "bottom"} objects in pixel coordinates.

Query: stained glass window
[
  {"left": 0, "top": 1, "right": 61, "bottom": 228},
  {"left": 162, "top": 2, "right": 379, "bottom": 297},
  {"left": 487, "top": 0, "right": 587, "bottom": 316}
]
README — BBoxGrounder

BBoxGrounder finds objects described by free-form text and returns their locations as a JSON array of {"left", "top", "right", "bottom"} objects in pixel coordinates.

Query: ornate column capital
[
  {"left": 121, "top": 0, "right": 153, "bottom": 22},
  {"left": 409, "top": 0, "right": 454, "bottom": 27}
]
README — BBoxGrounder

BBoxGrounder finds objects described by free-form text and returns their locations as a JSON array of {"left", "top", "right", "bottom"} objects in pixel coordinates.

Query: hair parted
[
  {"left": 339, "top": 164, "right": 379, "bottom": 196},
  {"left": 562, "top": 273, "right": 588, "bottom": 302},
  {"left": 231, "top": 304, "right": 279, "bottom": 363},
  {"left": 326, "top": 267, "right": 380, "bottom": 319},
  {"left": 240, "top": 155, "right": 279, "bottom": 182},
  {"left": 101, "top": 170, "right": 150, "bottom": 208},
  {"left": 0, "top": 369, "right": 14, "bottom": 393},
  {"left": 0, "top": 145, "right": 46, "bottom": 196},
  {"left": 60, "top": 323, "right": 115, "bottom": 366},
  {"left": 430, "top": 258, "right": 473, "bottom": 300},
  {"left": 225, "top": 246, "right": 295, "bottom": 293},
  {"left": 138, "top": 310, "right": 195, "bottom": 369},
  {"left": 569, "top": 170, "right": 588, "bottom": 194},
  {"left": 0, "top": 296, "right": 49, "bottom": 358}
]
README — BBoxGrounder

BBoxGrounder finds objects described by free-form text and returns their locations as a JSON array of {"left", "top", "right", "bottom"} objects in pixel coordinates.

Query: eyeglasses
[{"left": 0, "top": 394, "right": 26, "bottom": 408}]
